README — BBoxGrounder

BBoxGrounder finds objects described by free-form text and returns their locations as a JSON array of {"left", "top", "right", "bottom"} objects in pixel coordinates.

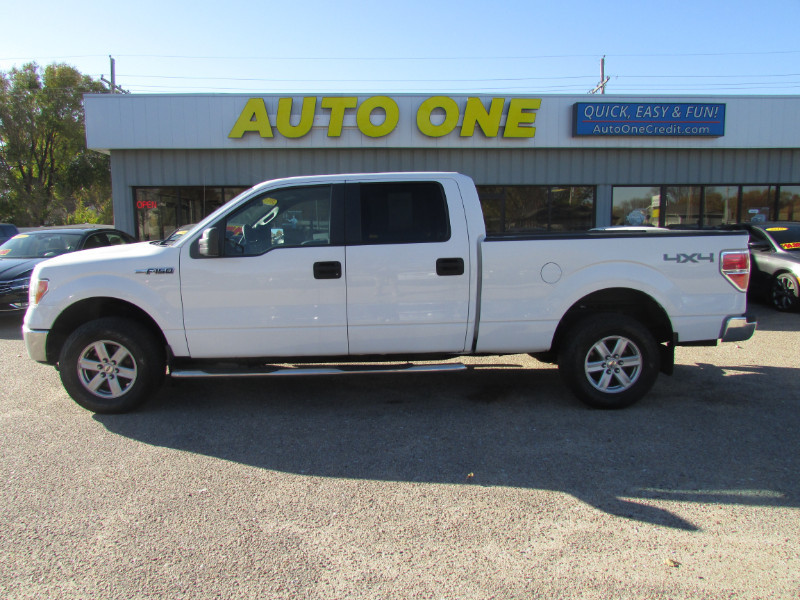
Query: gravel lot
[{"left": 1, "top": 305, "right": 798, "bottom": 599}]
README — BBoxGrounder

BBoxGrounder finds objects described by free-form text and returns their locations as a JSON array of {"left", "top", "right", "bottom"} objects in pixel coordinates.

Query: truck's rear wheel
[
  {"left": 58, "top": 317, "right": 165, "bottom": 414},
  {"left": 558, "top": 314, "right": 659, "bottom": 409}
]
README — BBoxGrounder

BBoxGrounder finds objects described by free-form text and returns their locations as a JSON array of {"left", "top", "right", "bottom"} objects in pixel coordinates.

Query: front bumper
[
  {"left": 720, "top": 314, "right": 757, "bottom": 343},
  {"left": 0, "top": 282, "right": 29, "bottom": 311},
  {"left": 23, "top": 326, "right": 49, "bottom": 363}
]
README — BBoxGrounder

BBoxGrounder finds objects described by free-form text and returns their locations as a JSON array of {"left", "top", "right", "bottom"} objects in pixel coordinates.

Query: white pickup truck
[{"left": 23, "top": 172, "right": 755, "bottom": 413}]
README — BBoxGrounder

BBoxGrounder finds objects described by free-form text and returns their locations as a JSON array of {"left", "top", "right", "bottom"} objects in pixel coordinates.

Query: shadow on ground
[
  {"left": 747, "top": 300, "right": 800, "bottom": 332},
  {"left": 96, "top": 357, "right": 800, "bottom": 533},
  {"left": 0, "top": 312, "right": 23, "bottom": 341}
]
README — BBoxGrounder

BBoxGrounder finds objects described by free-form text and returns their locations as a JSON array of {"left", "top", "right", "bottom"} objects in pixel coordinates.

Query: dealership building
[{"left": 84, "top": 93, "right": 800, "bottom": 240}]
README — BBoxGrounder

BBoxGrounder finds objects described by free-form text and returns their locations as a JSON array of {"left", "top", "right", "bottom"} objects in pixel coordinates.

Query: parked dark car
[
  {"left": 0, "top": 226, "right": 136, "bottom": 312},
  {"left": 733, "top": 222, "right": 800, "bottom": 311},
  {"left": 0, "top": 223, "right": 19, "bottom": 245}
]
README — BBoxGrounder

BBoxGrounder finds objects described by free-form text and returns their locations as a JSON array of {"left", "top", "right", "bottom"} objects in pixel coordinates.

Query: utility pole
[
  {"left": 101, "top": 55, "right": 129, "bottom": 94},
  {"left": 590, "top": 55, "right": 610, "bottom": 94},
  {"left": 110, "top": 55, "right": 116, "bottom": 92}
]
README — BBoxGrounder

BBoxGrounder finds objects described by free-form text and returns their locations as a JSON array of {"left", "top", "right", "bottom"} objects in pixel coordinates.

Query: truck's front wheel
[
  {"left": 558, "top": 314, "right": 659, "bottom": 409},
  {"left": 58, "top": 317, "right": 165, "bottom": 414}
]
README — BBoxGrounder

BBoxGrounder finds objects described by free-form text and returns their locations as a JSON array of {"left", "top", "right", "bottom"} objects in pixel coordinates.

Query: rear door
[{"left": 344, "top": 178, "right": 471, "bottom": 355}]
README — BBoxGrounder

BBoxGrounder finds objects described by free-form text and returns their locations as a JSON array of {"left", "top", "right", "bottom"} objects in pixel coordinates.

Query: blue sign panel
[{"left": 573, "top": 103, "right": 726, "bottom": 137}]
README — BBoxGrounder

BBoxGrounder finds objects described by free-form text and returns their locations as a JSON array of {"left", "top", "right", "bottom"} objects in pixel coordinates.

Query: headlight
[
  {"left": 30, "top": 278, "right": 49, "bottom": 305},
  {"left": 8, "top": 276, "right": 31, "bottom": 292}
]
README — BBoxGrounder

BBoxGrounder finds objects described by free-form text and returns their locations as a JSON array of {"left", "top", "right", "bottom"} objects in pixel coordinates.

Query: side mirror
[
  {"left": 198, "top": 227, "right": 220, "bottom": 257},
  {"left": 748, "top": 240, "right": 772, "bottom": 252}
]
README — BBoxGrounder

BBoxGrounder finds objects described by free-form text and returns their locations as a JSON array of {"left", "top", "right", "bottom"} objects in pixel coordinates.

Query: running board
[{"left": 170, "top": 363, "right": 468, "bottom": 379}]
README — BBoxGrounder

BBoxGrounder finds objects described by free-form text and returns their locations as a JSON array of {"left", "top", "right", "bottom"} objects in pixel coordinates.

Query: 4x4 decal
[{"left": 663, "top": 253, "right": 714, "bottom": 264}]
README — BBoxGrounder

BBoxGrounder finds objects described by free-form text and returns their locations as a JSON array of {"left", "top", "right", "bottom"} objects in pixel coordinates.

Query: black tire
[
  {"left": 557, "top": 313, "right": 659, "bottom": 409},
  {"left": 58, "top": 317, "right": 165, "bottom": 414},
  {"left": 770, "top": 272, "right": 799, "bottom": 312}
]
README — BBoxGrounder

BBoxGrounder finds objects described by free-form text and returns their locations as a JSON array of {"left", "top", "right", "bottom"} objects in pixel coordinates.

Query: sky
[{"left": 3, "top": 0, "right": 800, "bottom": 96}]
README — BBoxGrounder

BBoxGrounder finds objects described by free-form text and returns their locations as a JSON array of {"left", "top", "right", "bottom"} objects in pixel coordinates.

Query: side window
[
  {"left": 223, "top": 185, "right": 332, "bottom": 257},
  {"left": 359, "top": 182, "right": 450, "bottom": 244},
  {"left": 105, "top": 233, "right": 128, "bottom": 245},
  {"left": 82, "top": 233, "right": 108, "bottom": 249}
]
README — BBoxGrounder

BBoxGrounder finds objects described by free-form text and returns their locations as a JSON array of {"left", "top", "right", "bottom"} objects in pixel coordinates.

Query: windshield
[
  {"left": 0, "top": 232, "right": 83, "bottom": 258},
  {"left": 763, "top": 225, "right": 800, "bottom": 251},
  {"left": 159, "top": 224, "right": 198, "bottom": 246}
]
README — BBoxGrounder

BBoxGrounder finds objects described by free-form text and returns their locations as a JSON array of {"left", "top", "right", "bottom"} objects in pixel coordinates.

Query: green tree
[{"left": 0, "top": 62, "right": 110, "bottom": 226}]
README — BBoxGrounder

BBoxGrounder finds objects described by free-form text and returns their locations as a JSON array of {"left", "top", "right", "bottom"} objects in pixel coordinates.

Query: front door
[{"left": 180, "top": 184, "right": 348, "bottom": 358}]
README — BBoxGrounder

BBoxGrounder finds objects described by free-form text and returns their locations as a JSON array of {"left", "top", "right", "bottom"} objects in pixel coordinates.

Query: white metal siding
[{"left": 87, "top": 94, "right": 800, "bottom": 151}]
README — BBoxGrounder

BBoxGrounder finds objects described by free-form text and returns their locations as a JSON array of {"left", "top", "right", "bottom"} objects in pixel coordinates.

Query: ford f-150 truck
[{"left": 23, "top": 172, "right": 756, "bottom": 413}]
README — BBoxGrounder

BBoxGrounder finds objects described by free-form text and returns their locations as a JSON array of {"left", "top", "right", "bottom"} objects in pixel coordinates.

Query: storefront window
[
  {"left": 550, "top": 186, "right": 595, "bottom": 231},
  {"left": 134, "top": 186, "right": 246, "bottom": 240},
  {"left": 662, "top": 186, "right": 700, "bottom": 227},
  {"left": 611, "top": 187, "right": 660, "bottom": 226},
  {"left": 477, "top": 187, "right": 505, "bottom": 234},
  {"left": 778, "top": 186, "right": 800, "bottom": 221},
  {"left": 614, "top": 184, "right": 787, "bottom": 227},
  {"left": 477, "top": 186, "right": 595, "bottom": 233},
  {"left": 741, "top": 185, "right": 776, "bottom": 223},
  {"left": 505, "top": 186, "right": 547, "bottom": 232},
  {"left": 703, "top": 186, "right": 738, "bottom": 225}
]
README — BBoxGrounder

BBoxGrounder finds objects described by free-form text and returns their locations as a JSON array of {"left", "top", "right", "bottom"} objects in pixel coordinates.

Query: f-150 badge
[{"left": 135, "top": 267, "right": 175, "bottom": 275}]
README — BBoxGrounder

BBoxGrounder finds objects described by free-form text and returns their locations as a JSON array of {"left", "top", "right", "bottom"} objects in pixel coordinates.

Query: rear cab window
[{"left": 347, "top": 181, "right": 450, "bottom": 245}]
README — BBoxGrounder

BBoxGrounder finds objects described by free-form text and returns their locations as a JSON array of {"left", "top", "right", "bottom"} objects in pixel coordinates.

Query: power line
[
  {"left": 4, "top": 50, "right": 800, "bottom": 62},
  {"left": 120, "top": 74, "right": 597, "bottom": 83}
]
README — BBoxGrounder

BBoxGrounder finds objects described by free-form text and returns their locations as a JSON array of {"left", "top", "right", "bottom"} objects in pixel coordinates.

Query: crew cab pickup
[{"left": 23, "top": 172, "right": 756, "bottom": 413}]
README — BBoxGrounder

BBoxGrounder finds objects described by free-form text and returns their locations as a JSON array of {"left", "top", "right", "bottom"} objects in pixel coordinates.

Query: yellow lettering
[
  {"left": 357, "top": 96, "right": 399, "bottom": 138},
  {"left": 276, "top": 97, "right": 317, "bottom": 138},
  {"left": 228, "top": 98, "right": 273, "bottom": 138},
  {"left": 503, "top": 98, "right": 541, "bottom": 138},
  {"left": 321, "top": 97, "right": 358, "bottom": 137},
  {"left": 461, "top": 97, "right": 504, "bottom": 137},
  {"left": 417, "top": 96, "right": 459, "bottom": 137}
]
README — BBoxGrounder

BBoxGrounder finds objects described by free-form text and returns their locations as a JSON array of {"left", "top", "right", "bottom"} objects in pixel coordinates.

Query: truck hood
[{"left": 33, "top": 242, "right": 178, "bottom": 279}]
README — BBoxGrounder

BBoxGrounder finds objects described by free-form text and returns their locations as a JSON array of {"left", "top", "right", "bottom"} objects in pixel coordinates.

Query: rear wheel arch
[{"left": 548, "top": 288, "right": 673, "bottom": 358}]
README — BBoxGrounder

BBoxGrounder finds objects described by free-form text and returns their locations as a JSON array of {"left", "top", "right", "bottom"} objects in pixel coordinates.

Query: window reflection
[
  {"left": 613, "top": 184, "right": 796, "bottom": 227},
  {"left": 477, "top": 186, "right": 595, "bottom": 233},
  {"left": 741, "top": 185, "right": 776, "bottom": 223},
  {"left": 664, "top": 187, "right": 701, "bottom": 226},
  {"left": 134, "top": 186, "right": 246, "bottom": 240},
  {"left": 779, "top": 186, "right": 800, "bottom": 221},
  {"left": 704, "top": 186, "right": 738, "bottom": 225},
  {"left": 611, "top": 187, "right": 659, "bottom": 226}
]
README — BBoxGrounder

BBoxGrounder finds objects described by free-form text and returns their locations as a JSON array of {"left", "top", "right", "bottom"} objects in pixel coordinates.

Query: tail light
[{"left": 720, "top": 250, "right": 750, "bottom": 292}]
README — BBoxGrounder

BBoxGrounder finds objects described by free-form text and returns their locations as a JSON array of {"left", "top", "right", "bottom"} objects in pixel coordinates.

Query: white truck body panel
[
  {"left": 23, "top": 172, "right": 754, "bottom": 412},
  {"left": 180, "top": 245, "right": 348, "bottom": 358},
  {"left": 23, "top": 242, "right": 190, "bottom": 356},
  {"left": 476, "top": 234, "right": 747, "bottom": 352}
]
